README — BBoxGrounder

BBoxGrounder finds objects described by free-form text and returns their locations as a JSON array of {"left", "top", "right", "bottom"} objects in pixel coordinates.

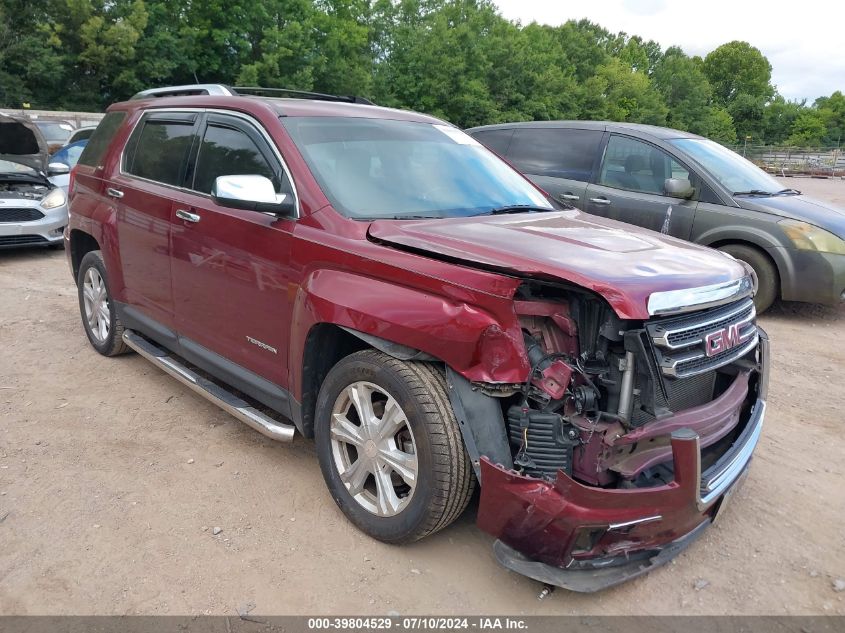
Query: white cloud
[{"left": 493, "top": 0, "right": 845, "bottom": 103}]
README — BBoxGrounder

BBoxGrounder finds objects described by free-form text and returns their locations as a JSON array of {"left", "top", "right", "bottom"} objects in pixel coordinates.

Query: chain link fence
[{"left": 727, "top": 144, "right": 845, "bottom": 177}]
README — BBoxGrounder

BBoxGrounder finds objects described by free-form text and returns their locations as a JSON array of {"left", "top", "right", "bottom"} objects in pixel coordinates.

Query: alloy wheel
[
  {"left": 82, "top": 267, "right": 111, "bottom": 343},
  {"left": 329, "top": 381, "right": 418, "bottom": 517}
]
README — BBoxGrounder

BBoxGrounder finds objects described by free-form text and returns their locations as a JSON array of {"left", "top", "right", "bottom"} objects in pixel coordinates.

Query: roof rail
[
  {"left": 130, "top": 84, "right": 236, "bottom": 100},
  {"left": 129, "top": 84, "right": 375, "bottom": 105},
  {"left": 232, "top": 86, "right": 374, "bottom": 105}
]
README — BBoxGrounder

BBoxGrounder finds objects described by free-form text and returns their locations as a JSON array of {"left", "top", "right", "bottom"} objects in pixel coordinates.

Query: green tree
[
  {"left": 587, "top": 58, "right": 668, "bottom": 125},
  {"left": 787, "top": 109, "right": 828, "bottom": 147},
  {"left": 815, "top": 91, "right": 845, "bottom": 146},
  {"left": 700, "top": 107, "right": 738, "bottom": 144},
  {"left": 652, "top": 48, "right": 713, "bottom": 132},
  {"left": 703, "top": 41, "right": 773, "bottom": 105},
  {"left": 372, "top": 0, "right": 503, "bottom": 127},
  {"left": 0, "top": 1, "right": 64, "bottom": 107},
  {"left": 703, "top": 41, "right": 773, "bottom": 141},
  {"left": 761, "top": 96, "right": 804, "bottom": 144}
]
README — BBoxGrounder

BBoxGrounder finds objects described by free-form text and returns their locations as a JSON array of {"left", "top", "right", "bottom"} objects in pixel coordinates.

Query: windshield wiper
[
  {"left": 480, "top": 205, "right": 557, "bottom": 216},
  {"left": 776, "top": 188, "right": 801, "bottom": 195},
  {"left": 732, "top": 189, "right": 775, "bottom": 197}
]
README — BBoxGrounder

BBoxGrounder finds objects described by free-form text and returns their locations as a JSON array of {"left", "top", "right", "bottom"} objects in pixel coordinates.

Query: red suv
[{"left": 65, "top": 85, "right": 768, "bottom": 592}]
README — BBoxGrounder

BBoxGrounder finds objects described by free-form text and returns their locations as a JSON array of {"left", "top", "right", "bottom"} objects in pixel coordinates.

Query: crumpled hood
[
  {"left": 368, "top": 209, "right": 747, "bottom": 320},
  {"left": 736, "top": 194, "right": 845, "bottom": 238},
  {"left": 0, "top": 114, "right": 49, "bottom": 173}
]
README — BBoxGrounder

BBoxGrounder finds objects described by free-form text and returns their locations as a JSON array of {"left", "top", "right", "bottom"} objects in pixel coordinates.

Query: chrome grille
[
  {"left": 0, "top": 207, "right": 44, "bottom": 222},
  {"left": 647, "top": 298, "right": 758, "bottom": 379}
]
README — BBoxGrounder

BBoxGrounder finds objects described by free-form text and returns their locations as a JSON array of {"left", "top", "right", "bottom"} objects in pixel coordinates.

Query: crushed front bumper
[{"left": 477, "top": 329, "right": 769, "bottom": 592}]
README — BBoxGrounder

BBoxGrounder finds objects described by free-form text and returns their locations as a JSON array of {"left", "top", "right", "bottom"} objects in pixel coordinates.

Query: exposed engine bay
[
  {"left": 497, "top": 280, "right": 761, "bottom": 490},
  {"left": 0, "top": 181, "right": 51, "bottom": 200}
]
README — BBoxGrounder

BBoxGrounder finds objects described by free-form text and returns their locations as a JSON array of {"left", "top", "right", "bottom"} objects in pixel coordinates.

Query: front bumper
[
  {"left": 477, "top": 330, "right": 769, "bottom": 592},
  {"left": 775, "top": 247, "right": 845, "bottom": 306},
  {"left": 0, "top": 203, "right": 68, "bottom": 248}
]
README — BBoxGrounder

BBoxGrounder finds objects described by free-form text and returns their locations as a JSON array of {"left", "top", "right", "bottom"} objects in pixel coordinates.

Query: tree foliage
[{"left": 0, "top": 0, "right": 841, "bottom": 147}]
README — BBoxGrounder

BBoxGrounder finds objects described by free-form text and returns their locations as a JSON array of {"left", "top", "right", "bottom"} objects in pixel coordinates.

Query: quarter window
[
  {"left": 125, "top": 118, "right": 195, "bottom": 186},
  {"left": 599, "top": 135, "right": 690, "bottom": 195},
  {"left": 470, "top": 128, "right": 514, "bottom": 156},
  {"left": 506, "top": 128, "right": 603, "bottom": 181}
]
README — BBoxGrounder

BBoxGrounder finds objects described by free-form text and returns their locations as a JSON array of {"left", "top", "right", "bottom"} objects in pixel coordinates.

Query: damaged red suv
[{"left": 65, "top": 85, "right": 768, "bottom": 592}]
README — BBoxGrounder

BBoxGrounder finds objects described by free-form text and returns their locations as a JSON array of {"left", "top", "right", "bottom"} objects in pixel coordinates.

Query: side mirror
[
  {"left": 664, "top": 178, "right": 694, "bottom": 199},
  {"left": 211, "top": 174, "right": 295, "bottom": 216},
  {"left": 48, "top": 162, "right": 70, "bottom": 176}
]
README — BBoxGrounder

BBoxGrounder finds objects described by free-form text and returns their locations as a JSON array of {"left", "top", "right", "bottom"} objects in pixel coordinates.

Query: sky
[{"left": 493, "top": 0, "right": 844, "bottom": 104}]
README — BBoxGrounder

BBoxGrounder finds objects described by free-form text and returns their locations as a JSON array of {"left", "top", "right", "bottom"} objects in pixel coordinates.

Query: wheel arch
[
  {"left": 704, "top": 237, "right": 785, "bottom": 300},
  {"left": 696, "top": 225, "right": 793, "bottom": 297},
  {"left": 68, "top": 229, "right": 101, "bottom": 283},
  {"left": 288, "top": 268, "right": 529, "bottom": 416}
]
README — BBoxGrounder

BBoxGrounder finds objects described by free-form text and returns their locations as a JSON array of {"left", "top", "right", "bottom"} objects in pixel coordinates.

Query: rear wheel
[
  {"left": 718, "top": 244, "right": 778, "bottom": 313},
  {"left": 77, "top": 250, "right": 130, "bottom": 356},
  {"left": 315, "top": 350, "right": 474, "bottom": 544}
]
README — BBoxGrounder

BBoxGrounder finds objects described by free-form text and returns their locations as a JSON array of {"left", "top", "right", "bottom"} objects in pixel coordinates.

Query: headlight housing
[
  {"left": 780, "top": 219, "right": 845, "bottom": 255},
  {"left": 41, "top": 187, "right": 67, "bottom": 210}
]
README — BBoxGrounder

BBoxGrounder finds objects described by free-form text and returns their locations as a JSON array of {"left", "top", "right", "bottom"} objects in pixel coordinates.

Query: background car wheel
[
  {"left": 77, "top": 250, "right": 130, "bottom": 356},
  {"left": 315, "top": 350, "right": 475, "bottom": 544},
  {"left": 718, "top": 244, "right": 778, "bottom": 313}
]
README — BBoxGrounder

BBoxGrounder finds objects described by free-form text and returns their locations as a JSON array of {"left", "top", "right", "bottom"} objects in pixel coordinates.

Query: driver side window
[
  {"left": 599, "top": 136, "right": 689, "bottom": 195},
  {"left": 192, "top": 118, "right": 292, "bottom": 197}
]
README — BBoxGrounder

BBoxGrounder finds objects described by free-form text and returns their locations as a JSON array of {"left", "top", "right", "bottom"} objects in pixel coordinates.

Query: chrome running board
[{"left": 122, "top": 330, "right": 295, "bottom": 442}]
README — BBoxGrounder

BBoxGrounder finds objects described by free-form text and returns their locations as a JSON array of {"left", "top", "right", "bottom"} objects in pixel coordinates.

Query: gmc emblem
[{"left": 704, "top": 323, "right": 745, "bottom": 357}]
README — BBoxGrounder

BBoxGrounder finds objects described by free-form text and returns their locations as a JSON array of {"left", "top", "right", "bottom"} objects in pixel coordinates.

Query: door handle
[
  {"left": 106, "top": 187, "right": 124, "bottom": 199},
  {"left": 176, "top": 209, "right": 201, "bottom": 223},
  {"left": 558, "top": 193, "right": 581, "bottom": 201},
  {"left": 589, "top": 197, "right": 611, "bottom": 205}
]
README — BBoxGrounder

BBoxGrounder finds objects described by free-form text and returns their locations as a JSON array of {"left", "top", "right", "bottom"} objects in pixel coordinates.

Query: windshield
[
  {"left": 670, "top": 138, "right": 784, "bottom": 195},
  {"left": 35, "top": 121, "right": 74, "bottom": 142},
  {"left": 0, "top": 159, "right": 37, "bottom": 176},
  {"left": 282, "top": 117, "right": 550, "bottom": 219}
]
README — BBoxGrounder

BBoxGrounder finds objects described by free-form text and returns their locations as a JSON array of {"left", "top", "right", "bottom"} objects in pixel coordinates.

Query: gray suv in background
[{"left": 467, "top": 121, "right": 845, "bottom": 312}]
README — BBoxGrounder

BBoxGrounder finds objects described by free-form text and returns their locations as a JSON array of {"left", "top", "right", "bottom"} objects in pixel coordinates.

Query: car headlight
[
  {"left": 41, "top": 188, "right": 67, "bottom": 210},
  {"left": 779, "top": 219, "right": 845, "bottom": 255}
]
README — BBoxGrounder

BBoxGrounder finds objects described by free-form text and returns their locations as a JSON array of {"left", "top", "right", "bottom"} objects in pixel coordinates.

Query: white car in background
[{"left": 0, "top": 114, "right": 70, "bottom": 249}]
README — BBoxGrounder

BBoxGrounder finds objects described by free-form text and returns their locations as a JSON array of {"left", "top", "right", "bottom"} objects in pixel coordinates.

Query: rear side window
[
  {"left": 507, "top": 128, "right": 603, "bottom": 181},
  {"left": 470, "top": 128, "right": 514, "bottom": 156},
  {"left": 124, "top": 116, "right": 196, "bottom": 186},
  {"left": 192, "top": 123, "right": 279, "bottom": 194},
  {"left": 78, "top": 112, "right": 126, "bottom": 167}
]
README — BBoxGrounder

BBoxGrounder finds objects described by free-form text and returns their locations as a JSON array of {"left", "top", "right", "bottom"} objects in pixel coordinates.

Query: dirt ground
[{"left": 1, "top": 178, "right": 844, "bottom": 616}]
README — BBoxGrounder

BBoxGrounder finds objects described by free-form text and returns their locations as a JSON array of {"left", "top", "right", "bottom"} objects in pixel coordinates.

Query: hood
[
  {"left": 736, "top": 194, "right": 845, "bottom": 238},
  {"left": 368, "top": 210, "right": 747, "bottom": 320},
  {"left": 0, "top": 114, "right": 49, "bottom": 173}
]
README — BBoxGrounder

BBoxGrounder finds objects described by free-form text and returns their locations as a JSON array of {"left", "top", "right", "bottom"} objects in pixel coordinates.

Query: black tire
[
  {"left": 76, "top": 250, "right": 130, "bottom": 356},
  {"left": 718, "top": 244, "right": 778, "bottom": 313},
  {"left": 315, "top": 350, "right": 475, "bottom": 544}
]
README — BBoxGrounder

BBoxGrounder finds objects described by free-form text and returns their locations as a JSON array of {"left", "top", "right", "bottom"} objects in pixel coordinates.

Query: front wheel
[
  {"left": 718, "top": 244, "right": 779, "bottom": 313},
  {"left": 315, "top": 350, "right": 475, "bottom": 544}
]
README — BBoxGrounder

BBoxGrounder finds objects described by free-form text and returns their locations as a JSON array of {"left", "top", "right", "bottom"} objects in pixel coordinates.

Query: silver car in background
[{"left": 0, "top": 114, "right": 69, "bottom": 249}]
